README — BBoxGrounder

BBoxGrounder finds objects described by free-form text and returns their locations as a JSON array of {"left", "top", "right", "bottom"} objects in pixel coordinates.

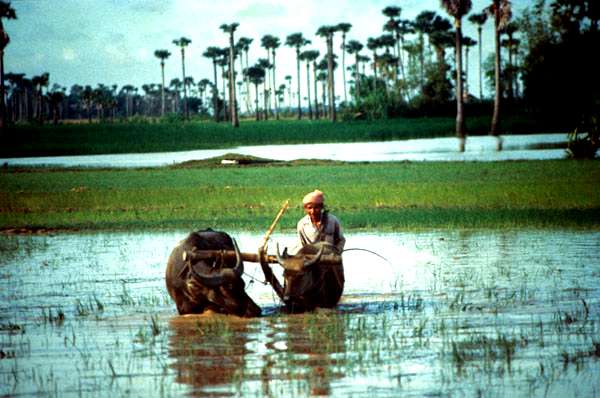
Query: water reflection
[
  {"left": 0, "top": 134, "right": 569, "bottom": 168},
  {"left": 264, "top": 312, "right": 346, "bottom": 396},
  {"left": 168, "top": 314, "right": 251, "bottom": 397}
]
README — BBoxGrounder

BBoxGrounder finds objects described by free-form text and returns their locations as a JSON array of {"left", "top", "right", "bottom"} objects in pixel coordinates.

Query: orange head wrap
[{"left": 302, "top": 189, "right": 324, "bottom": 205}]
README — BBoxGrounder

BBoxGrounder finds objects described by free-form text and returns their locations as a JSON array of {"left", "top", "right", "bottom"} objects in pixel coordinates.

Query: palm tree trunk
[
  {"left": 212, "top": 62, "right": 219, "bottom": 122},
  {"left": 254, "top": 83, "right": 260, "bottom": 121},
  {"left": 342, "top": 35, "right": 347, "bottom": 104},
  {"left": 313, "top": 62, "right": 319, "bottom": 119},
  {"left": 455, "top": 19, "right": 466, "bottom": 152},
  {"left": 228, "top": 33, "right": 239, "bottom": 127},
  {"left": 355, "top": 54, "right": 360, "bottom": 100},
  {"left": 263, "top": 83, "right": 268, "bottom": 120},
  {"left": 491, "top": 8, "right": 502, "bottom": 150},
  {"left": 398, "top": 34, "right": 406, "bottom": 84},
  {"left": 306, "top": 62, "right": 313, "bottom": 119},
  {"left": 477, "top": 26, "right": 483, "bottom": 100},
  {"left": 419, "top": 34, "right": 425, "bottom": 91},
  {"left": 372, "top": 52, "right": 379, "bottom": 91},
  {"left": 272, "top": 49, "right": 279, "bottom": 120},
  {"left": 327, "top": 35, "right": 336, "bottom": 122},
  {"left": 160, "top": 61, "right": 166, "bottom": 117},
  {"left": 238, "top": 55, "right": 246, "bottom": 115},
  {"left": 265, "top": 50, "right": 271, "bottom": 117},
  {"left": 322, "top": 81, "right": 327, "bottom": 118},
  {"left": 295, "top": 49, "right": 301, "bottom": 119},
  {"left": 221, "top": 66, "right": 227, "bottom": 120},
  {"left": 507, "top": 43, "right": 514, "bottom": 104},
  {"left": 180, "top": 48, "right": 189, "bottom": 119},
  {"left": 244, "top": 50, "right": 252, "bottom": 114}
]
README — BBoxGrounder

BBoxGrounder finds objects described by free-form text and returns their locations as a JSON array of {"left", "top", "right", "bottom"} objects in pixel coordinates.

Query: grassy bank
[
  {"left": 1, "top": 115, "right": 566, "bottom": 158},
  {"left": 1, "top": 159, "right": 598, "bottom": 232}
]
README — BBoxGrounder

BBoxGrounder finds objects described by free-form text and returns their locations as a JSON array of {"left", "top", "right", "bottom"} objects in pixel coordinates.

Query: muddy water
[{"left": 1, "top": 230, "right": 599, "bottom": 396}]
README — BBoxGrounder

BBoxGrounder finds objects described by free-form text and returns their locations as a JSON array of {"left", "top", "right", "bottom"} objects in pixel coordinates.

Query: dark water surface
[
  {"left": 1, "top": 230, "right": 599, "bottom": 396},
  {"left": 0, "top": 134, "right": 569, "bottom": 168}
]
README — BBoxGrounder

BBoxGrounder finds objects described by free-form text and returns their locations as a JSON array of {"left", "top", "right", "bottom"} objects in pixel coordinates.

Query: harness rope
[
  {"left": 242, "top": 246, "right": 391, "bottom": 289},
  {"left": 341, "top": 248, "right": 392, "bottom": 266}
]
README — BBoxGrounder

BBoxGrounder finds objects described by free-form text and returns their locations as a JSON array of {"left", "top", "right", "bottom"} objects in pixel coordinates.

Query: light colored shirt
[{"left": 296, "top": 212, "right": 346, "bottom": 254}]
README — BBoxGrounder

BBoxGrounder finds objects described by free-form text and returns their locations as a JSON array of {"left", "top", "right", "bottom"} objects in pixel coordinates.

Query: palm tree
[
  {"left": 468, "top": 12, "right": 488, "bottom": 100},
  {"left": 4, "top": 72, "right": 23, "bottom": 122},
  {"left": 366, "top": 37, "right": 382, "bottom": 90},
  {"left": 154, "top": 49, "right": 171, "bottom": 117},
  {"left": 120, "top": 84, "right": 135, "bottom": 118},
  {"left": 82, "top": 85, "right": 94, "bottom": 123},
  {"left": 376, "top": 52, "right": 398, "bottom": 94},
  {"left": 345, "top": 40, "right": 364, "bottom": 100},
  {"left": 299, "top": 49, "right": 320, "bottom": 119},
  {"left": 311, "top": 56, "right": 321, "bottom": 118},
  {"left": 203, "top": 46, "right": 223, "bottom": 122},
  {"left": 169, "top": 78, "right": 182, "bottom": 113},
  {"left": 284, "top": 75, "right": 292, "bottom": 113},
  {"left": 261, "top": 34, "right": 281, "bottom": 119},
  {"left": 316, "top": 63, "right": 329, "bottom": 118},
  {"left": 197, "top": 78, "right": 211, "bottom": 112},
  {"left": 0, "top": 0, "right": 16, "bottom": 129},
  {"left": 382, "top": 6, "right": 403, "bottom": 87},
  {"left": 32, "top": 73, "right": 49, "bottom": 124},
  {"left": 237, "top": 37, "right": 253, "bottom": 114},
  {"left": 441, "top": 0, "right": 473, "bottom": 152},
  {"left": 244, "top": 65, "right": 265, "bottom": 121},
  {"left": 376, "top": 34, "right": 398, "bottom": 93},
  {"left": 429, "top": 16, "right": 453, "bottom": 71},
  {"left": 47, "top": 87, "right": 65, "bottom": 125},
  {"left": 336, "top": 22, "right": 352, "bottom": 104},
  {"left": 413, "top": 11, "right": 437, "bottom": 91},
  {"left": 172, "top": 37, "right": 191, "bottom": 119},
  {"left": 220, "top": 23, "right": 240, "bottom": 127},
  {"left": 486, "top": 0, "right": 512, "bottom": 148},
  {"left": 285, "top": 33, "right": 310, "bottom": 119},
  {"left": 316, "top": 25, "right": 338, "bottom": 122},
  {"left": 256, "top": 58, "right": 271, "bottom": 120}
]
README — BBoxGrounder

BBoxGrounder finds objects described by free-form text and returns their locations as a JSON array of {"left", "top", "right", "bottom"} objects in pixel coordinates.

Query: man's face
[{"left": 304, "top": 203, "right": 323, "bottom": 224}]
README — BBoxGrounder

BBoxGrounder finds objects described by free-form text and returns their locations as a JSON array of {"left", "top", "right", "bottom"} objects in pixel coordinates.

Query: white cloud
[{"left": 62, "top": 48, "right": 77, "bottom": 62}]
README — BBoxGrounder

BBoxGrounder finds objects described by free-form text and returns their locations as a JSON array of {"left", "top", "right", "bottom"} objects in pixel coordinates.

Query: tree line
[{"left": 1, "top": 0, "right": 598, "bottom": 149}]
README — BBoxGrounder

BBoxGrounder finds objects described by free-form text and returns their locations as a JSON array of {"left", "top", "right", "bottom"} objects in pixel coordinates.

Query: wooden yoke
[{"left": 183, "top": 250, "right": 341, "bottom": 266}]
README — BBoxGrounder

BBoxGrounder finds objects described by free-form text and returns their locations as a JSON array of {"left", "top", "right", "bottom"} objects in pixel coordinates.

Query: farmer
[{"left": 297, "top": 189, "right": 346, "bottom": 254}]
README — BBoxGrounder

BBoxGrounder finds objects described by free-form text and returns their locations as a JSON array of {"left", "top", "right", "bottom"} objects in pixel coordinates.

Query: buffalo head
[
  {"left": 275, "top": 242, "right": 344, "bottom": 313},
  {"left": 166, "top": 229, "right": 261, "bottom": 317}
]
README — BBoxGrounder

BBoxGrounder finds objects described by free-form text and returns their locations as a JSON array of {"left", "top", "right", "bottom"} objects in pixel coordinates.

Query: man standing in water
[{"left": 297, "top": 189, "right": 346, "bottom": 254}]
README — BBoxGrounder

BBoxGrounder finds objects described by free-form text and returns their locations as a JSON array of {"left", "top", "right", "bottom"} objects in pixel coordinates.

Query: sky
[{"left": 4, "top": 0, "right": 531, "bottom": 101}]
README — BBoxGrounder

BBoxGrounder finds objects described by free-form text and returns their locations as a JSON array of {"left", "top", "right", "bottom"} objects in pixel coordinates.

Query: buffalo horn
[
  {"left": 275, "top": 242, "right": 287, "bottom": 266},
  {"left": 189, "top": 241, "right": 243, "bottom": 288},
  {"left": 189, "top": 267, "right": 235, "bottom": 288},
  {"left": 303, "top": 244, "right": 325, "bottom": 268}
]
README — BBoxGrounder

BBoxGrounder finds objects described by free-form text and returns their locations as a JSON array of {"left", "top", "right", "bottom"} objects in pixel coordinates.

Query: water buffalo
[
  {"left": 274, "top": 242, "right": 344, "bottom": 313},
  {"left": 166, "top": 229, "right": 261, "bottom": 317}
]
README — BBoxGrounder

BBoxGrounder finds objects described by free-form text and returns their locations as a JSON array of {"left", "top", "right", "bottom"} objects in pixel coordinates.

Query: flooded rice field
[
  {"left": 1, "top": 229, "right": 599, "bottom": 396},
  {"left": 0, "top": 134, "right": 569, "bottom": 168}
]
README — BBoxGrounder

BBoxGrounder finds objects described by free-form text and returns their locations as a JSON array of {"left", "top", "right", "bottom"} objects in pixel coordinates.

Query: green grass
[
  {"left": 1, "top": 159, "right": 598, "bottom": 231},
  {"left": 1, "top": 115, "right": 566, "bottom": 158}
]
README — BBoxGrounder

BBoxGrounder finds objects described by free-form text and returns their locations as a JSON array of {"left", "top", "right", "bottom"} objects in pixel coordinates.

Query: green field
[
  {"left": 1, "top": 159, "right": 598, "bottom": 232},
  {"left": 1, "top": 116, "right": 566, "bottom": 158}
]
